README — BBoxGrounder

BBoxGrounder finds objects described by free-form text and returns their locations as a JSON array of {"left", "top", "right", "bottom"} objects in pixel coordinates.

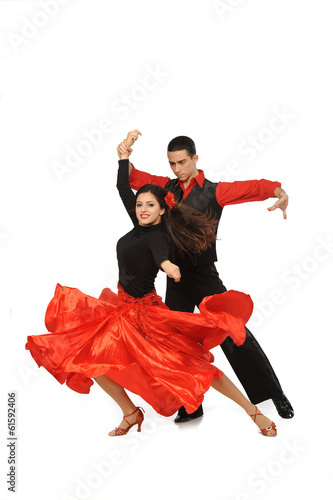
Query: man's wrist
[{"left": 274, "top": 187, "right": 286, "bottom": 198}]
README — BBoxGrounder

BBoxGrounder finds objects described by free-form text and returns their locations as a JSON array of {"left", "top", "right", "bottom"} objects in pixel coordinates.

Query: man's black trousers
[{"left": 165, "top": 264, "right": 283, "bottom": 405}]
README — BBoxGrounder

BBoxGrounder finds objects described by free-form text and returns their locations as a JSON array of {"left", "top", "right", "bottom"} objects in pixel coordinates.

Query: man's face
[{"left": 167, "top": 150, "right": 199, "bottom": 183}]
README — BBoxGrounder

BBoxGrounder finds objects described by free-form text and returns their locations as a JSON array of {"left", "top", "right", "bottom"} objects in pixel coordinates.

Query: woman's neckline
[{"left": 136, "top": 221, "right": 164, "bottom": 232}]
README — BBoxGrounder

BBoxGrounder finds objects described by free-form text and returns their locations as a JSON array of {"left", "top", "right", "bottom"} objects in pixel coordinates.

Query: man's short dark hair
[{"left": 167, "top": 136, "right": 196, "bottom": 158}]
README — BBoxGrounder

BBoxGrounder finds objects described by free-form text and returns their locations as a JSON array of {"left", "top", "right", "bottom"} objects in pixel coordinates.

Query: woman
[{"left": 25, "top": 141, "right": 277, "bottom": 438}]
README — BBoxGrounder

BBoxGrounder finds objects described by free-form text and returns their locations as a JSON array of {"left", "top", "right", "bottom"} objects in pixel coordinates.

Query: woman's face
[{"left": 136, "top": 192, "right": 165, "bottom": 226}]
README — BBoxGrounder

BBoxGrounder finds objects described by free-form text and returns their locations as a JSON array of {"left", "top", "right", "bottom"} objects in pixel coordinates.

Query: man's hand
[
  {"left": 117, "top": 141, "right": 132, "bottom": 160},
  {"left": 267, "top": 187, "right": 288, "bottom": 219},
  {"left": 126, "top": 129, "right": 142, "bottom": 147},
  {"left": 160, "top": 260, "right": 181, "bottom": 282}
]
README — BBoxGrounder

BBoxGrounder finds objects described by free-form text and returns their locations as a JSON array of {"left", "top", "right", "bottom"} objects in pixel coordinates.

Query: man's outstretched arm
[{"left": 216, "top": 179, "right": 288, "bottom": 219}]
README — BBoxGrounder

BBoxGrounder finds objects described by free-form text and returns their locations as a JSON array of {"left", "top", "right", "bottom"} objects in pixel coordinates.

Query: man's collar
[{"left": 175, "top": 169, "right": 205, "bottom": 188}]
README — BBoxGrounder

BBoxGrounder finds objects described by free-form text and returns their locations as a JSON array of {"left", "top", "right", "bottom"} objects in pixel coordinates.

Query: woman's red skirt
[{"left": 26, "top": 284, "right": 253, "bottom": 416}]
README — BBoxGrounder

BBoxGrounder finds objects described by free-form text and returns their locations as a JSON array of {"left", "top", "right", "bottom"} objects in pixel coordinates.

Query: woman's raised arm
[{"left": 116, "top": 141, "right": 137, "bottom": 224}]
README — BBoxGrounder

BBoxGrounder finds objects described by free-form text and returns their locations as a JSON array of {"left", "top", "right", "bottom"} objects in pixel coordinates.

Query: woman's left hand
[{"left": 160, "top": 261, "right": 181, "bottom": 282}]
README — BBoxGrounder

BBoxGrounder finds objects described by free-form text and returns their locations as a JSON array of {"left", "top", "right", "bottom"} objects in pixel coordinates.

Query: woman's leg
[
  {"left": 94, "top": 375, "right": 141, "bottom": 435},
  {"left": 211, "top": 374, "right": 276, "bottom": 436}
]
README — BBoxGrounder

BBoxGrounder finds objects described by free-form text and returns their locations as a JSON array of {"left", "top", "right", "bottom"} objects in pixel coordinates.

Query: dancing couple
[{"left": 26, "top": 130, "right": 293, "bottom": 438}]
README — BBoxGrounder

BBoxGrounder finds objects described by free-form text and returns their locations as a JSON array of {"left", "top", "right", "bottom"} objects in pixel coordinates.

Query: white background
[{"left": 0, "top": 1, "right": 332, "bottom": 499}]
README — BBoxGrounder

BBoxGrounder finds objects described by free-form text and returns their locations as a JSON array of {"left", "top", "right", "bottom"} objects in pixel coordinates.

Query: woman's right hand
[{"left": 160, "top": 261, "right": 181, "bottom": 282}]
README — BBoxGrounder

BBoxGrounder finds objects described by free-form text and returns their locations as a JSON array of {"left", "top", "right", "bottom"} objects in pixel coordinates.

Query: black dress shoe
[
  {"left": 272, "top": 394, "right": 294, "bottom": 419},
  {"left": 174, "top": 405, "right": 204, "bottom": 423}
]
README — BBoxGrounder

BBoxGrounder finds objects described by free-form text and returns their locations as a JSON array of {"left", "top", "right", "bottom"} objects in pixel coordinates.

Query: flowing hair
[{"left": 135, "top": 184, "right": 217, "bottom": 256}]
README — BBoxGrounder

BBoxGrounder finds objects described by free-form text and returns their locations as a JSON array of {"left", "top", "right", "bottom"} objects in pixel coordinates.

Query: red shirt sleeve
[
  {"left": 216, "top": 179, "right": 282, "bottom": 207},
  {"left": 129, "top": 164, "right": 170, "bottom": 190}
]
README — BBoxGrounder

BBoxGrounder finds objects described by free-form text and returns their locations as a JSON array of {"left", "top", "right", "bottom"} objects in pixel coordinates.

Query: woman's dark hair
[
  {"left": 135, "top": 184, "right": 217, "bottom": 255},
  {"left": 167, "top": 136, "right": 196, "bottom": 158}
]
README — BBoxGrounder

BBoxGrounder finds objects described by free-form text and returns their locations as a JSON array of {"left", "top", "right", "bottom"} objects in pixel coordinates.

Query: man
[{"left": 123, "top": 130, "right": 293, "bottom": 421}]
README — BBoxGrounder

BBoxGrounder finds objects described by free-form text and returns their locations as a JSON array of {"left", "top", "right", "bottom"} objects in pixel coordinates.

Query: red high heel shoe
[
  {"left": 249, "top": 406, "right": 277, "bottom": 437},
  {"left": 108, "top": 407, "right": 145, "bottom": 437}
]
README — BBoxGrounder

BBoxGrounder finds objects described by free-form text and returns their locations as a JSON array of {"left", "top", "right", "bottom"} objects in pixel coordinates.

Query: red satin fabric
[{"left": 26, "top": 284, "right": 253, "bottom": 416}]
